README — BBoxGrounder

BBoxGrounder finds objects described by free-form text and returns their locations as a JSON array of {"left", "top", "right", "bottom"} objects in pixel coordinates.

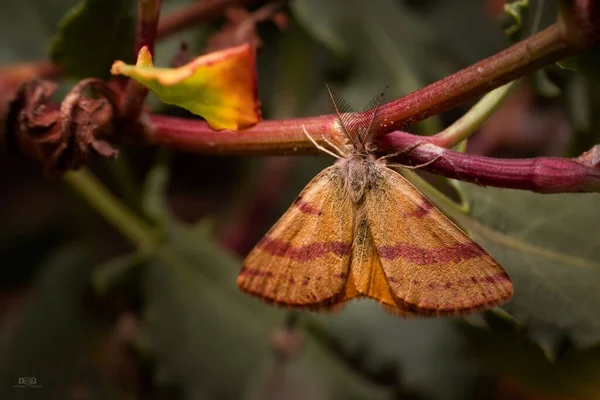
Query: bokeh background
[{"left": 1, "top": 0, "right": 600, "bottom": 399}]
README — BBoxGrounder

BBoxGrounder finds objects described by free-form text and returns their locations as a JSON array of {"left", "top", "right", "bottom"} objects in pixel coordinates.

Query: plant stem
[
  {"left": 157, "top": 0, "right": 266, "bottom": 38},
  {"left": 135, "top": 0, "right": 162, "bottom": 57},
  {"left": 429, "top": 81, "right": 519, "bottom": 149},
  {"left": 65, "top": 168, "right": 231, "bottom": 302},
  {"left": 381, "top": 133, "right": 600, "bottom": 193},
  {"left": 372, "top": 22, "right": 591, "bottom": 136},
  {"left": 146, "top": 11, "right": 599, "bottom": 154},
  {"left": 122, "top": 0, "right": 162, "bottom": 120},
  {"left": 64, "top": 169, "right": 156, "bottom": 251},
  {"left": 148, "top": 114, "right": 337, "bottom": 155}
]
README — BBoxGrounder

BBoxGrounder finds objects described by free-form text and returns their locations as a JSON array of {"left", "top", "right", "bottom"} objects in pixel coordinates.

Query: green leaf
[
  {"left": 311, "top": 304, "right": 479, "bottom": 400},
  {"left": 456, "top": 183, "right": 600, "bottom": 347},
  {"left": 291, "top": 0, "right": 445, "bottom": 135},
  {"left": 141, "top": 226, "right": 391, "bottom": 400},
  {"left": 50, "top": 0, "right": 135, "bottom": 80},
  {"left": 92, "top": 251, "right": 147, "bottom": 294},
  {"left": 0, "top": 247, "right": 123, "bottom": 399},
  {"left": 500, "top": 0, "right": 562, "bottom": 97},
  {"left": 462, "top": 324, "right": 600, "bottom": 399},
  {"left": 0, "top": 0, "right": 73, "bottom": 63},
  {"left": 137, "top": 160, "right": 390, "bottom": 399},
  {"left": 141, "top": 150, "right": 172, "bottom": 225},
  {"left": 559, "top": 43, "right": 600, "bottom": 87},
  {"left": 502, "top": 0, "right": 529, "bottom": 39}
]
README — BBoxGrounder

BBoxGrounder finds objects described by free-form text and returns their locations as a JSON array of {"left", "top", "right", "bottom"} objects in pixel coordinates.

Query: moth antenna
[
  {"left": 326, "top": 84, "right": 360, "bottom": 146},
  {"left": 361, "top": 89, "right": 386, "bottom": 147},
  {"left": 302, "top": 125, "right": 342, "bottom": 159}
]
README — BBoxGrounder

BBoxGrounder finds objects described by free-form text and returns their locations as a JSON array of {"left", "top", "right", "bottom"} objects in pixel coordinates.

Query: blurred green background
[{"left": 1, "top": 0, "right": 600, "bottom": 399}]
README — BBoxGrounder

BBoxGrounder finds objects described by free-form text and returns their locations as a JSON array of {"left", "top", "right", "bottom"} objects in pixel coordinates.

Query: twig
[
  {"left": 380, "top": 131, "right": 600, "bottom": 194},
  {"left": 371, "top": 19, "right": 597, "bottom": 136},
  {"left": 122, "top": 0, "right": 162, "bottom": 120},
  {"left": 157, "top": 0, "right": 262, "bottom": 38},
  {"left": 429, "top": 81, "right": 519, "bottom": 148},
  {"left": 147, "top": 113, "right": 336, "bottom": 155}
]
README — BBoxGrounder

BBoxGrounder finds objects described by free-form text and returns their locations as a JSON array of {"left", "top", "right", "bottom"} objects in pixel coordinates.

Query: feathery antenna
[{"left": 325, "top": 84, "right": 387, "bottom": 149}]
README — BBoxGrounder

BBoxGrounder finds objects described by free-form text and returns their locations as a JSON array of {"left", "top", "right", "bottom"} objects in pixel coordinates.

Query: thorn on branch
[
  {"left": 576, "top": 144, "right": 600, "bottom": 168},
  {"left": 169, "top": 42, "right": 191, "bottom": 68},
  {"left": 4, "top": 78, "right": 120, "bottom": 176}
]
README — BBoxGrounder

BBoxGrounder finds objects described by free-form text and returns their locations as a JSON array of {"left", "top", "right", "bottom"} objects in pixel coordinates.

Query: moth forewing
[
  {"left": 237, "top": 86, "right": 514, "bottom": 316},
  {"left": 237, "top": 165, "right": 354, "bottom": 308}
]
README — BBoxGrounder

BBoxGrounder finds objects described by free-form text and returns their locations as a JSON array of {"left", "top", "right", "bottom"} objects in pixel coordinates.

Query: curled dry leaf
[
  {"left": 111, "top": 44, "right": 261, "bottom": 131},
  {"left": 5, "top": 79, "right": 119, "bottom": 176},
  {"left": 0, "top": 62, "right": 64, "bottom": 149}
]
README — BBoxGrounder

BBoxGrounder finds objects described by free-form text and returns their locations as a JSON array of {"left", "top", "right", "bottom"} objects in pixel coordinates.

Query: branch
[
  {"left": 147, "top": 114, "right": 335, "bottom": 155},
  {"left": 134, "top": 0, "right": 162, "bottom": 56},
  {"left": 122, "top": 0, "right": 162, "bottom": 120},
  {"left": 157, "top": 0, "right": 262, "bottom": 39},
  {"left": 428, "top": 81, "right": 519, "bottom": 149},
  {"left": 146, "top": 112, "right": 600, "bottom": 194},
  {"left": 381, "top": 132, "right": 600, "bottom": 194},
  {"left": 145, "top": 2, "right": 600, "bottom": 153},
  {"left": 371, "top": 12, "right": 599, "bottom": 137}
]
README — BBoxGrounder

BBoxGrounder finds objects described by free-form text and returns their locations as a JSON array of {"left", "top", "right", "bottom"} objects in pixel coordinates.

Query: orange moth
[{"left": 237, "top": 87, "right": 513, "bottom": 316}]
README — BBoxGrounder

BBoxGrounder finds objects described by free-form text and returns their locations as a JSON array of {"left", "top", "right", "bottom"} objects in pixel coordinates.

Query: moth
[{"left": 237, "top": 86, "right": 513, "bottom": 316}]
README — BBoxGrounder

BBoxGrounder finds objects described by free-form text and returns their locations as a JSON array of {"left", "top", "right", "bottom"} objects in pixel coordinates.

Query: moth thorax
[{"left": 339, "top": 156, "right": 378, "bottom": 206}]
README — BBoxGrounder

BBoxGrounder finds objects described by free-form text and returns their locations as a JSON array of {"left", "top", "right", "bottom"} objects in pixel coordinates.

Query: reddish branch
[
  {"left": 380, "top": 132, "right": 600, "bottom": 194},
  {"left": 371, "top": 2, "right": 600, "bottom": 136},
  {"left": 2, "top": 0, "right": 600, "bottom": 195},
  {"left": 145, "top": 3, "right": 600, "bottom": 151},
  {"left": 135, "top": 0, "right": 162, "bottom": 56},
  {"left": 157, "top": 0, "right": 263, "bottom": 38},
  {"left": 148, "top": 114, "right": 335, "bottom": 155},
  {"left": 122, "top": 0, "right": 162, "bottom": 120}
]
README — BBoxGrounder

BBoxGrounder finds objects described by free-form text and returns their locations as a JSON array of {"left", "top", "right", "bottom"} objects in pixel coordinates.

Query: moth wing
[
  {"left": 366, "top": 167, "right": 513, "bottom": 315},
  {"left": 238, "top": 165, "right": 354, "bottom": 308}
]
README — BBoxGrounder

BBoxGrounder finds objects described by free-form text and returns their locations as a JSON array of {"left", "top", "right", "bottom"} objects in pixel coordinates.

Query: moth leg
[
  {"left": 388, "top": 155, "right": 441, "bottom": 170},
  {"left": 302, "top": 125, "right": 341, "bottom": 159},
  {"left": 321, "top": 135, "right": 347, "bottom": 157},
  {"left": 377, "top": 142, "right": 424, "bottom": 162}
]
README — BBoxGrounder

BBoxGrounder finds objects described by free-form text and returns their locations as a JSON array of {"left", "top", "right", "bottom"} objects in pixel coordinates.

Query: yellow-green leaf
[{"left": 111, "top": 44, "right": 260, "bottom": 131}]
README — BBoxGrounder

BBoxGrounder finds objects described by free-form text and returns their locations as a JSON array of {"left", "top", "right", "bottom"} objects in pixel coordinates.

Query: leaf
[
  {"left": 92, "top": 251, "right": 147, "bottom": 294},
  {"left": 500, "top": 0, "right": 562, "bottom": 97},
  {"left": 559, "top": 43, "right": 600, "bottom": 87},
  {"left": 111, "top": 44, "right": 261, "bottom": 131},
  {"left": 311, "top": 303, "right": 479, "bottom": 400},
  {"left": 50, "top": 0, "right": 135, "bottom": 80},
  {"left": 502, "top": 0, "right": 529, "bottom": 39},
  {"left": 291, "top": 0, "right": 445, "bottom": 134},
  {"left": 140, "top": 149, "right": 172, "bottom": 225},
  {"left": 456, "top": 183, "right": 600, "bottom": 347},
  {"left": 136, "top": 160, "right": 390, "bottom": 399},
  {"left": 141, "top": 226, "right": 390, "bottom": 400},
  {"left": 462, "top": 324, "right": 600, "bottom": 400},
  {"left": 0, "top": 247, "right": 123, "bottom": 399},
  {"left": 0, "top": 0, "right": 73, "bottom": 63}
]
